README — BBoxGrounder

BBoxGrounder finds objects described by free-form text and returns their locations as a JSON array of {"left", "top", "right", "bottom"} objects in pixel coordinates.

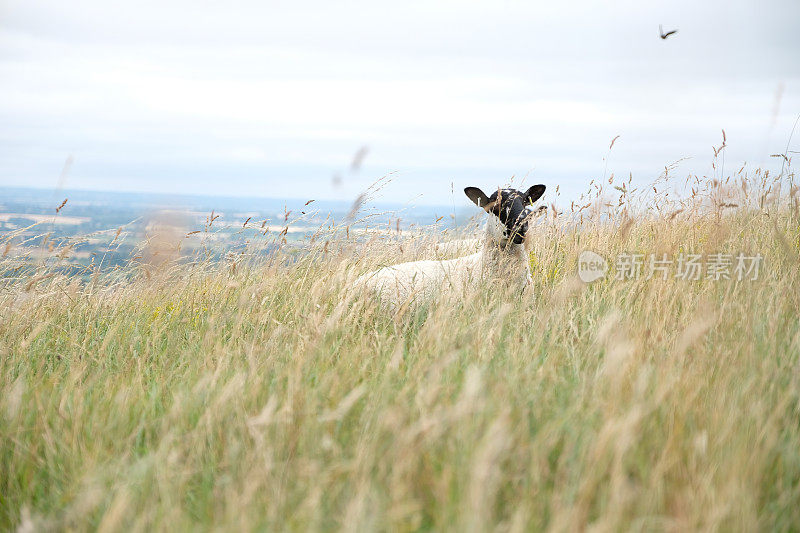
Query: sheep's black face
[
  {"left": 487, "top": 189, "right": 530, "bottom": 244},
  {"left": 464, "top": 185, "right": 547, "bottom": 245}
]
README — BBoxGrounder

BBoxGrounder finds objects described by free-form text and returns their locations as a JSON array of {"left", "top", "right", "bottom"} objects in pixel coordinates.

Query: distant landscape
[{"left": 1, "top": 186, "right": 469, "bottom": 278}]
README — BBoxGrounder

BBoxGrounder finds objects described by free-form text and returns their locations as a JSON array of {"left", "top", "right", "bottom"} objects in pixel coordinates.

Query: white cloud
[{"left": 1, "top": 0, "right": 798, "bottom": 204}]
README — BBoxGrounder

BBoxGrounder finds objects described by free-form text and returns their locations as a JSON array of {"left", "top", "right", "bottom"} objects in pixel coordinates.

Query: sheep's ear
[
  {"left": 464, "top": 187, "right": 492, "bottom": 210},
  {"left": 524, "top": 184, "right": 546, "bottom": 205}
]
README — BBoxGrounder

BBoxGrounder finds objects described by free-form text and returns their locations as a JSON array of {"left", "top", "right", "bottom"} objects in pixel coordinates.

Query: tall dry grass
[{"left": 1, "top": 166, "right": 799, "bottom": 531}]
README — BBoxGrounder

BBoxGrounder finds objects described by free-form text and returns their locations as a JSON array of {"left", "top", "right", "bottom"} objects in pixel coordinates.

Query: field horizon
[{"left": 2, "top": 165, "right": 800, "bottom": 531}]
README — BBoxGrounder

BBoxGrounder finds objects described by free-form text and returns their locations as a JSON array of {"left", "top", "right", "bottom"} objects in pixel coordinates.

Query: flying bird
[{"left": 659, "top": 24, "right": 678, "bottom": 39}]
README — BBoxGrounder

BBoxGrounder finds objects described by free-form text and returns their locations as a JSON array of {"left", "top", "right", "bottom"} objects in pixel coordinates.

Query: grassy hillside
[{"left": 2, "top": 172, "right": 800, "bottom": 531}]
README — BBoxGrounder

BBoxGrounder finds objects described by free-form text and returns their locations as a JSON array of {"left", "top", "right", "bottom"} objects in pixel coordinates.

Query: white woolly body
[
  {"left": 353, "top": 216, "right": 532, "bottom": 310},
  {"left": 432, "top": 238, "right": 481, "bottom": 257}
]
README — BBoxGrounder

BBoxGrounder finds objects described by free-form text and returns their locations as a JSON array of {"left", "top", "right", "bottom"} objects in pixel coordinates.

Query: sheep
[
  {"left": 352, "top": 185, "right": 547, "bottom": 310},
  {"left": 432, "top": 238, "right": 481, "bottom": 257}
]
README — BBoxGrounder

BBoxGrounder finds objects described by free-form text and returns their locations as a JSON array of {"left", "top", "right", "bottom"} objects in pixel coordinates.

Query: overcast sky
[{"left": 1, "top": 0, "right": 798, "bottom": 206}]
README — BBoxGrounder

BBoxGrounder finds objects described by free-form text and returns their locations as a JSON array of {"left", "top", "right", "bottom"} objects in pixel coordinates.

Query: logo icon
[{"left": 578, "top": 250, "right": 607, "bottom": 283}]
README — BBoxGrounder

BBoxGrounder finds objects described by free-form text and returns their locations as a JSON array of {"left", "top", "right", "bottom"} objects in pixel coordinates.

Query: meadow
[{"left": 1, "top": 167, "right": 799, "bottom": 531}]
